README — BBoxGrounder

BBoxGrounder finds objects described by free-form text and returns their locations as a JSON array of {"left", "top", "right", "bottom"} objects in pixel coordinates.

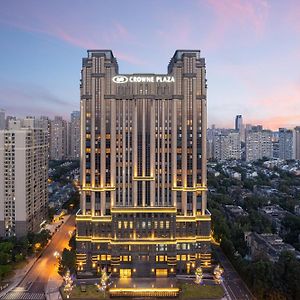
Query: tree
[
  {"left": 246, "top": 260, "right": 274, "bottom": 299},
  {"left": 59, "top": 248, "right": 76, "bottom": 275},
  {"left": 274, "top": 252, "right": 300, "bottom": 299},
  {"left": 0, "top": 265, "right": 12, "bottom": 281},
  {"left": 63, "top": 269, "right": 74, "bottom": 299}
]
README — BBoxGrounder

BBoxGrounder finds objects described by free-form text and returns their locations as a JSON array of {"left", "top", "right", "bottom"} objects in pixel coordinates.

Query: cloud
[
  {"left": 0, "top": 12, "right": 146, "bottom": 66},
  {"left": 204, "top": 0, "right": 269, "bottom": 49},
  {"left": 286, "top": 1, "right": 300, "bottom": 32},
  {"left": 0, "top": 83, "right": 71, "bottom": 118}
]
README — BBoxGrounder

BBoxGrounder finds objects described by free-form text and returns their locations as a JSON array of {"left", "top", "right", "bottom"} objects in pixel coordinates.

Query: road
[
  {"left": 1, "top": 215, "right": 75, "bottom": 300},
  {"left": 213, "top": 246, "right": 254, "bottom": 300}
]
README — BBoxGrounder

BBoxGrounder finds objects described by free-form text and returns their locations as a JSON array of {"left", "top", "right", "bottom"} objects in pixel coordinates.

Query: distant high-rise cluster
[
  {"left": 0, "top": 110, "right": 81, "bottom": 161},
  {"left": 49, "top": 113, "right": 80, "bottom": 160},
  {"left": 208, "top": 115, "right": 300, "bottom": 162},
  {"left": 0, "top": 110, "right": 80, "bottom": 237},
  {"left": 0, "top": 118, "right": 48, "bottom": 237}
]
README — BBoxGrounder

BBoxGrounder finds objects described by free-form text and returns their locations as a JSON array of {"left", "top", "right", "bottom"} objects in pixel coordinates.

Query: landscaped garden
[{"left": 179, "top": 282, "right": 224, "bottom": 299}]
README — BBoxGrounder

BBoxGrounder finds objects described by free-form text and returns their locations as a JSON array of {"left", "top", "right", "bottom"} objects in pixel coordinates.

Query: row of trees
[
  {"left": 0, "top": 230, "right": 51, "bottom": 282},
  {"left": 208, "top": 171, "right": 300, "bottom": 299}
]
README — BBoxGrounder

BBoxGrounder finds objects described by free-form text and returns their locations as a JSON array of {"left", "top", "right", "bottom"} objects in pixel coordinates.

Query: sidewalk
[
  {"left": 45, "top": 276, "right": 63, "bottom": 300},
  {"left": 0, "top": 255, "right": 38, "bottom": 298}
]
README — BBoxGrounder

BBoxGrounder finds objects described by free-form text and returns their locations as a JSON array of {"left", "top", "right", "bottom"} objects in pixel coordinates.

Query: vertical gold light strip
[
  {"left": 100, "top": 69, "right": 106, "bottom": 216},
  {"left": 133, "top": 101, "right": 138, "bottom": 206},
  {"left": 111, "top": 98, "right": 116, "bottom": 207},
  {"left": 142, "top": 99, "right": 146, "bottom": 207},
  {"left": 171, "top": 99, "right": 177, "bottom": 208},
  {"left": 80, "top": 99, "right": 86, "bottom": 214},
  {"left": 90, "top": 62, "right": 96, "bottom": 216},
  {"left": 150, "top": 100, "right": 155, "bottom": 207},
  {"left": 192, "top": 76, "right": 197, "bottom": 216},
  {"left": 201, "top": 97, "right": 207, "bottom": 215},
  {"left": 122, "top": 100, "right": 126, "bottom": 206},
  {"left": 161, "top": 99, "right": 165, "bottom": 206},
  {"left": 182, "top": 77, "right": 188, "bottom": 216}
]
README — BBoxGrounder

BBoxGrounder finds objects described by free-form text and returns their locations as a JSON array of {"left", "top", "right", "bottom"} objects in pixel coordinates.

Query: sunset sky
[{"left": 0, "top": 0, "right": 299, "bottom": 130}]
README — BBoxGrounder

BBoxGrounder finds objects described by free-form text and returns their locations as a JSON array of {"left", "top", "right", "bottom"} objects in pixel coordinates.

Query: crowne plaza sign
[{"left": 112, "top": 75, "right": 175, "bottom": 84}]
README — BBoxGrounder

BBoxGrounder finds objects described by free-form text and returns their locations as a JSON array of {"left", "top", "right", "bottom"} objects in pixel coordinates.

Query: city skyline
[{"left": 0, "top": 0, "right": 300, "bottom": 130}]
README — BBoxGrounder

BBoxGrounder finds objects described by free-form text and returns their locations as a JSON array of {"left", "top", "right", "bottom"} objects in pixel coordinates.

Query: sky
[{"left": 0, "top": 0, "right": 299, "bottom": 130}]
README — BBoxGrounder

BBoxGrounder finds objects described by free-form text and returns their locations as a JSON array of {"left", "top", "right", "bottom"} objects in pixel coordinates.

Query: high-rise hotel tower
[{"left": 76, "top": 50, "right": 211, "bottom": 278}]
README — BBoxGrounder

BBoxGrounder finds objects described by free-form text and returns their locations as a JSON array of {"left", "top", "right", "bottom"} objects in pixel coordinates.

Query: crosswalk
[{"left": 1, "top": 291, "right": 45, "bottom": 300}]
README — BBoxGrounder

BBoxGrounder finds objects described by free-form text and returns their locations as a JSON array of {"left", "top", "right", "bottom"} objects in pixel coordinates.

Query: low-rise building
[{"left": 245, "top": 232, "right": 299, "bottom": 262}]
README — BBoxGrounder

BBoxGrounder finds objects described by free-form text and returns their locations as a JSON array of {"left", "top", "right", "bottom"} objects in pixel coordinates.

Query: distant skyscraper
[
  {"left": 214, "top": 130, "right": 241, "bottom": 161},
  {"left": 69, "top": 111, "right": 80, "bottom": 160},
  {"left": 5, "top": 116, "right": 16, "bottom": 129},
  {"left": 278, "top": 128, "right": 293, "bottom": 160},
  {"left": 293, "top": 127, "right": 300, "bottom": 160},
  {"left": 245, "top": 126, "right": 272, "bottom": 161},
  {"left": 50, "top": 116, "right": 68, "bottom": 160},
  {"left": 235, "top": 115, "right": 245, "bottom": 142},
  {"left": 76, "top": 50, "right": 211, "bottom": 278},
  {"left": 0, "top": 119, "right": 48, "bottom": 237},
  {"left": 0, "top": 109, "right": 5, "bottom": 130}
]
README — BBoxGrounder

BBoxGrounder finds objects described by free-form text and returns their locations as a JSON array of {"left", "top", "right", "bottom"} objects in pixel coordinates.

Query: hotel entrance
[
  {"left": 120, "top": 269, "right": 132, "bottom": 278},
  {"left": 155, "top": 269, "right": 168, "bottom": 277}
]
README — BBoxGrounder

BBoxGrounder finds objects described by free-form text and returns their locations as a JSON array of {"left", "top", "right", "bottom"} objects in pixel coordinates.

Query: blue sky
[{"left": 0, "top": 0, "right": 299, "bottom": 129}]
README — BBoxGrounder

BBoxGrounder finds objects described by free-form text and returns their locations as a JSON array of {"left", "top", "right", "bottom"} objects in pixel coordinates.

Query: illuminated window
[
  {"left": 181, "top": 255, "right": 187, "bottom": 261},
  {"left": 118, "top": 221, "right": 122, "bottom": 229},
  {"left": 129, "top": 221, "right": 133, "bottom": 229},
  {"left": 176, "top": 255, "right": 180, "bottom": 261},
  {"left": 124, "top": 221, "right": 128, "bottom": 229},
  {"left": 166, "top": 221, "right": 170, "bottom": 229},
  {"left": 160, "top": 221, "right": 164, "bottom": 229},
  {"left": 101, "top": 255, "right": 106, "bottom": 261},
  {"left": 159, "top": 255, "right": 165, "bottom": 262}
]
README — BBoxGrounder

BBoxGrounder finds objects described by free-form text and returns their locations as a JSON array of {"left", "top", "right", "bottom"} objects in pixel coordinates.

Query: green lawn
[
  {"left": 180, "top": 283, "right": 224, "bottom": 299},
  {"left": 60, "top": 285, "right": 108, "bottom": 299}
]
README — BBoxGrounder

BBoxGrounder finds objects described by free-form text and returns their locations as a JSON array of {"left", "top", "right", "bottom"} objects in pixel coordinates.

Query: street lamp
[{"left": 53, "top": 251, "right": 60, "bottom": 259}]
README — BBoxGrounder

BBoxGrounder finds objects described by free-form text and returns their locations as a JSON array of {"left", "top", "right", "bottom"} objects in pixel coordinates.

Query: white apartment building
[
  {"left": 214, "top": 130, "right": 241, "bottom": 161},
  {"left": 0, "top": 120, "right": 48, "bottom": 237},
  {"left": 245, "top": 126, "right": 272, "bottom": 161}
]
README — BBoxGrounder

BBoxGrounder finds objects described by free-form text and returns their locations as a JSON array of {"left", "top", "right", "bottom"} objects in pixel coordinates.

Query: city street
[
  {"left": 213, "top": 246, "right": 254, "bottom": 300},
  {"left": 1, "top": 215, "right": 75, "bottom": 300}
]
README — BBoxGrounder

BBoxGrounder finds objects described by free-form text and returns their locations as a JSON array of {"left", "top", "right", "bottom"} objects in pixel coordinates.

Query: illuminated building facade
[{"left": 76, "top": 50, "right": 211, "bottom": 278}]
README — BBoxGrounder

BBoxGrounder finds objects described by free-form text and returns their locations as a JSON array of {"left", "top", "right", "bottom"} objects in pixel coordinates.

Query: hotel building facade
[{"left": 76, "top": 50, "right": 211, "bottom": 278}]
